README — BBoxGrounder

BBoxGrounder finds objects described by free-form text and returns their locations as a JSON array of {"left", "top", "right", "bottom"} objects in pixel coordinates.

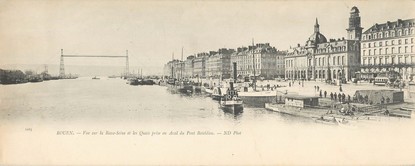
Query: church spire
[{"left": 314, "top": 18, "right": 320, "bottom": 33}]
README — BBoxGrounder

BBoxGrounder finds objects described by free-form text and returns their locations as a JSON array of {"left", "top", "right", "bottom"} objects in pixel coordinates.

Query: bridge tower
[{"left": 59, "top": 49, "right": 65, "bottom": 78}]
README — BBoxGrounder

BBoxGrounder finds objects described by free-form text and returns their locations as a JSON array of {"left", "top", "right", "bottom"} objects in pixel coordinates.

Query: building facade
[
  {"left": 193, "top": 52, "right": 209, "bottom": 78},
  {"left": 206, "top": 48, "right": 234, "bottom": 79},
  {"left": 360, "top": 18, "right": 415, "bottom": 81},
  {"left": 183, "top": 55, "right": 194, "bottom": 78},
  {"left": 230, "top": 43, "right": 285, "bottom": 79},
  {"left": 285, "top": 6, "right": 362, "bottom": 82},
  {"left": 163, "top": 59, "right": 181, "bottom": 78}
]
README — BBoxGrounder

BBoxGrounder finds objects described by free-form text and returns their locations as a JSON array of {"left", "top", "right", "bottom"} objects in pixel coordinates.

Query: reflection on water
[
  {"left": 2, "top": 78, "right": 415, "bottom": 165},
  {"left": 0, "top": 78, "right": 315, "bottom": 126}
]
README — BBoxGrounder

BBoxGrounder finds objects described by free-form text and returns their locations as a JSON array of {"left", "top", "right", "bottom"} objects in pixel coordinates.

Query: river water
[{"left": 1, "top": 78, "right": 415, "bottom": 165}]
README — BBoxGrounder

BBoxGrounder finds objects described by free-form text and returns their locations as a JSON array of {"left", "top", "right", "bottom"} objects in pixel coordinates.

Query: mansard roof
[{"left": 363, "top": 18, "right": 415, "bottom": 34}]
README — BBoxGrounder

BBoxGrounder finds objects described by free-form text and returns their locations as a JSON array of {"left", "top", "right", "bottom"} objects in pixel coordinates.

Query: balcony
[{"left": 360, "top": 63, "right": 415, "bottom": 68}]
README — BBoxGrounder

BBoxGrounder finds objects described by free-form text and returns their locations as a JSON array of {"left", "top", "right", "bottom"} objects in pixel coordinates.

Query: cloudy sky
[{"left": 0, "top": 0, "right": 414, "bottom": 75}]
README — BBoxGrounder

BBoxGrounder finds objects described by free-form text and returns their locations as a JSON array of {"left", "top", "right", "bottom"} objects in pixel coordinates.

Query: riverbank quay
[
  {"left": 189, "top": 78, "right": 414, "bottom": 100},
  {"left": 264, "top": 102, "right": 409, "bottom": 125},
  {"left": 166, "top": 78, "right": 414, "bottom": 116}
]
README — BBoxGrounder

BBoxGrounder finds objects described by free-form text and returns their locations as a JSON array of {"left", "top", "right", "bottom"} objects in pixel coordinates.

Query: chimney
[{"left": 233, "top": 62, "right": 237, "bottom": 84}]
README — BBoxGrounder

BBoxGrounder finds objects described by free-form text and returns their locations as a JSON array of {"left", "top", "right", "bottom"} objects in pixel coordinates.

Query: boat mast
[
  {"left": 252, "top": 38, "right": 256, "bottom": 91},
  {"left": 181, "top": 47, "right": 183, "bottom": 80},
  {"left": 171, "top": 52, "right": 174, "bottom": 79}
]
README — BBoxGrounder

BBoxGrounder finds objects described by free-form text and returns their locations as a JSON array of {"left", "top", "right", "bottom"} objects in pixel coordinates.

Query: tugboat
[
  {"left": 219, "top": 62, "right": 243, "bottom": 114},
  {"left": 220, "top": 82, "right": 243, "bottom": 114},
  {"left": 92, "top": 76, "right": 100, "bottom": 80}
]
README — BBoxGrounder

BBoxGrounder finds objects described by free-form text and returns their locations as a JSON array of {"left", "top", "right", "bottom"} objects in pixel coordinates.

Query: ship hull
[{"left": 220, "top": 100, "right": 244, "bottom": 114}]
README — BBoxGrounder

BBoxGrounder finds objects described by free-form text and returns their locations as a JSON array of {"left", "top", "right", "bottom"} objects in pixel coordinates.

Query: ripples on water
[
  {"left": 0, "top": 78, "right": 314, "bottom": 126},
  {"left": 2, "top": 78, "right": 415, "bottom": 165}
]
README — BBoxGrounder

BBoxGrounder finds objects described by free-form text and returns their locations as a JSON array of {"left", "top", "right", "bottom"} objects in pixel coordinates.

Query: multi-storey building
[
  {"left": 163, "top": 59, "right": 181, "bottom": 78},
  {"left": 183, "top": 55, "right": 194, "bottom": 78},
  {"left": 206, "top": 48, "right": 234, "bottom": 79},
  {"left": 231, "top": 47, "right": 249, "bottom": 77},
  {"left": 275, "top": 50, "right": 286, "bottom": 78},
  {"left": 285, "top": 6, "right": 362, "bottom": 82},
  {"left": 360, "top": 18, "right": 415, "bottom": 81},
  {"left": 193, "top": 52, "right": 209, "bottom": 78},
  {"left": 230, "top": 43, "right": 285, "bottom": 79}
]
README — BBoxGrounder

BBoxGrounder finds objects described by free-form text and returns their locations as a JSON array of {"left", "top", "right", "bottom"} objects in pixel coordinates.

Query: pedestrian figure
[
  {"left": 339, "top": 85, "right": 343, "bottom": 92},
  {"left": 338, "top": 93, "right": 342, "bottom": 102},
  {"left": 342, "top": 93, "right": 346, "bottom": 103},
  {"left": 330, "top": 92, "right": 333, "bottom": 100},
  {"left": 314, "top": 86, "right": 316, "bottom": 91},
  {"left": 319, "top": 90, "right": 322, "bottom": 97},
  {"left": 324, "top": 91, "right": 327, "bottom": 98},
  {"left": 347, "top": 95, "right": 351, "bottom": 102},
  {"left": 317, "top": 86, "right": 320, "bottom": 92},
  {"left": 381, "top": 96, "right": 385, "bottom": 104},
  {"left": 334, "top": 92, "right": 337, "bottom": 101},
  {"left": 289, "top": 82, "right": 291, "bottom": 87}
]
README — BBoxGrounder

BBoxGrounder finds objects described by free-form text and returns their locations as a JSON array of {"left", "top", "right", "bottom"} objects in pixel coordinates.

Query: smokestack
[{"left": 233, "top": 62, "right": 237, "bottom": 83}]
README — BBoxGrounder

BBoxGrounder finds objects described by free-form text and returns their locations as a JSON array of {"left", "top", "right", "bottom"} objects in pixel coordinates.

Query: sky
[{"left": 0, "top": 0, "right": 414, "bottom": 75}]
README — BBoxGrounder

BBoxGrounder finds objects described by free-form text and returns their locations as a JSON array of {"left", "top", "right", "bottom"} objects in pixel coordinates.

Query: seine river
[
  {"left": 0, "top": 77, "right": 312, "bottom": 125},
  {"left": 1, "top": 78, "right": 415, "bottom": 165}
]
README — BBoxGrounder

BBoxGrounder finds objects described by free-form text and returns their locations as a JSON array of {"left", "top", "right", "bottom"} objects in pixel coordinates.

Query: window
[
  {"left": 412, "top": 38, "right": 414, "bottom": 43},
  {"left": 368, "top": 58, "right": 372, "bottom": 65},
  {"left": 379, "top": 41, "right": 382, "bottom": 47},
  {"left": 379, "top": 57, "right": 383, "bottom": 64},
  {"left": 412, "top": 46, "right": 414, "bottom": 53},
  {"left": 398, "top": 39, "right": 402, "bottom": 44},
  {"left": 363, "top": 58, "right": 366, "bottom": 65},
  {"left": 405, "top": 39, "right": 408, "bottom": 44},
  {"left": 405, "top": 46, "right": 408, "bottom": 53},
  {"left": 369, "top": 49, "right": 371, "bottom": 55},
  {"left": 342, "top": 56, "right": 345, "bottom": 65},
  {"left": 386, "top": 48, "right": 388, "bottom": 54},
  {"left": 392, "top": 40, "right": 395, "bottom": 45},
  {"left": 392, "top": 57, "right": 395, "bottom": 64},
  {"left": 398, "top": 47, "right": 401, "bottom": 53},
  {"left": 322, "top": 58, "right": 325, "bottom": 66},
  {"left": 333, "top": 57, "right": 335, "bottom": 65},
  {"left": 374, "top": 42, "right": 377, "bottom": 47},
  {"left": 392, "top": 47, "right": 395, "bottom": 54},
  {"left": 363, "top": 43, "right": 366, "bottom": 48},
  {"left": 392, "top": 31, "right": 395, "bottom": 37},
  {"left": 385, "top": 57, "right": 389, "bottom": 64},
  {"left": 379, "top": 32, "right": 383, "bottom": 38},
  {"left": 363, "top": 50, "right": 366, "bottom": 56},
  {"left": 368, "top": 43, "right": 371, "bottom": 48},
  {"left": 385, "top": 32, "right": 389, "bottom": 37},
  {"left": 374, "top": 49, "right": 377, "bottom": 55},
  {"left": 363, "top": 35, "right": 366, "bottom": 40},
  {"left": 374, "top": 57, "right": 377, "bottom": 65},
  {"left": 379, "top": 48, "right": 382, "bottom": 55},
  {"left": 337, "top": 56, "right": 340, "bottom": 65},
  {"left": 385, "top": 41, "right": 388, "bottom": 46}
]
